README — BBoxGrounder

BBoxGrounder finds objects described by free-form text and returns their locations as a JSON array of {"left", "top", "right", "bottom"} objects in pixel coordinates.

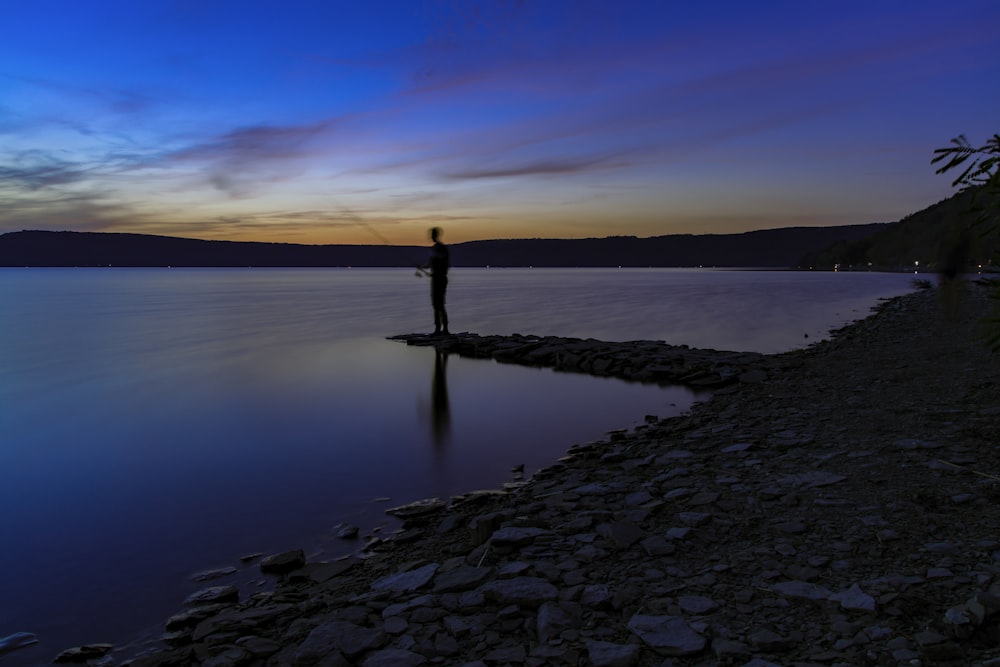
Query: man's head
[{"left": 430, "top": 227, "right": 442, "bottom": 242}]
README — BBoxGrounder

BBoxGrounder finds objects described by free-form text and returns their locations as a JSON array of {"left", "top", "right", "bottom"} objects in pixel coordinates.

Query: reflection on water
[{"left": 430, "top": 348, "right": 451, "bottom": 448}]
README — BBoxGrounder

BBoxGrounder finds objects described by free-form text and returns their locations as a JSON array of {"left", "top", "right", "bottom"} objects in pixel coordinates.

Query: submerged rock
[{"left": 0, "top": 632, "right": 38, "bottom": 657}]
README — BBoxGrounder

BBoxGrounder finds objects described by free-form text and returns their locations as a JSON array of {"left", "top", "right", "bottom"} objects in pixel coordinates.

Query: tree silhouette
[{"left": 932, "top": 133, "right": 1000, "bottom": 349}]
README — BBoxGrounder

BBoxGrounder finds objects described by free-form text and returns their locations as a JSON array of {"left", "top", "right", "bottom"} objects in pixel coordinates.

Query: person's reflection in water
[{"left": 431, "top": 347, "right": 451, "bottom": 448}]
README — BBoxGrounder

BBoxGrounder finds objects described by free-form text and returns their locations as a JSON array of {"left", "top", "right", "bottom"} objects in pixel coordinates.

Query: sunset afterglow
[{"left": 2, "top": 1, "right": 998, "bottom": 245}]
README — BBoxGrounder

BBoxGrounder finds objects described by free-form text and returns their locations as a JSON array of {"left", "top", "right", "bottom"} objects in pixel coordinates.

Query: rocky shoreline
[{"left": 39, "top": 283, "right": 1000, "bottom": 666}]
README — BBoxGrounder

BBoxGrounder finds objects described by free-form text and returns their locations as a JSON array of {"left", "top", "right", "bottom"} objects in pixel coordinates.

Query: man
[{"left": 428, "top": 227, "right": 450, "bottom": 335}]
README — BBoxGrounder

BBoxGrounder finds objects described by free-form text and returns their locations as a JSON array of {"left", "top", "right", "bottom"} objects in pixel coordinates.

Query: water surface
[{"left": 0, "top": 268, "right": 915, "bottom": 664}]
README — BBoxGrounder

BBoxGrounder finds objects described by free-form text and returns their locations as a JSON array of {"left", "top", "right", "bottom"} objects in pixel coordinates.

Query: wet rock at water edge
[
  {"left": 333, "top": 522, "right": 360, "bottom": 539},
  {"left": 184, "top": 585, "right": 239, "bottom": 606},
  {"left": 191, "top": 566, "right": 237, "bottom": 582},
  {"left": 0, "top": 632, "right": 39, "bottom": 657},
  {"left": 260, "top": 549, "right": 306, "bottom": 574},
  {"left": 385, "top": 498, "right": 448, "bottom": 520},
  {"left": 53, "top": 643, "right": 114, "bottom": 663}
]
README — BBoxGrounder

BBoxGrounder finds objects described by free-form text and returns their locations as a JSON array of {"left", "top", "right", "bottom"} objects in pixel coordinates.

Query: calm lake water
[{"left": 0, "top": 268, "right": 916, "bottom": 664}]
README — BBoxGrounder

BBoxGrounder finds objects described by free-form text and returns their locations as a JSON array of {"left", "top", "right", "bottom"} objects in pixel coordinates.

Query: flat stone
[
  {"left": 184, "top": 585, "right": 239, "bottom": 606},
  {"left": 641, "top": 535, "right": 675, "bottom": 556},
  {"left": 333, "top": 523, "right": 360, "bottom": 539},
  {"left": 677, "top": 512, "right": 712, "bottom": 527},
  {"left": 678, "top": 595, "right": 719, "bottom": 614},
  {"left": 371, "top": 563, "right": 439, "bottom": 592},
  {"left": 235, "top": 636, "right": 281, "bottom": 657},
  {"left": 295, "top": 620, "right": 386, "bottom": 661},
  {"left": 490, "top": 526, "right": 551, "bottom": 546},
  {"left": 432, "top": 565, "right": 494, "bottom": 593},
  {"left": 361, "top": 648, "right": 427, "bottom": 666},
  {"left": 483, "top": 644, "right": 526, "bottom": 662},
  {"left": 480, "top": 576, "right": 558, "bottom": 606},
  {"left": 779, "top": 472, "right": 847, "bottom": 488},
  {"left": 747, "top": 628, "right": 792, "bottom": 651},
  {"left": 627, "top": 614, "right": 706, "bottom": 656},
  {"left": 830, "top": 584, "right": 876, "bottom": 612},
  {"left": 537, "top": 602, "right": 578, "bottom": 642},
  {"left": 773, "top": 580, "right": 834, "bottom": 600},
  {"left": 165, "top": 603, "right": 229, "bottom": 631},
  {"left": 385, "top": 498, "right": 448, "bottom": 519},
  {"left": 598, "top": 520, "right": 646, "bottom": 548},
  {"left": 0, "top": 632, "right": 38, "bottom": 657},
  {"left": 260, "top": 549, "right": 306, "bottom": 574},
  {"left": 586, "top": 639, "right": 640, "bottom": 667},
  {"left": 202, "top": 647, "right": 252, "bottom": 667},
  {"left": 191, "top": 566, "right": 237, "bottom": 582},
  {"left": 53, "top": 644, "right": 114, "bottom": 663}
]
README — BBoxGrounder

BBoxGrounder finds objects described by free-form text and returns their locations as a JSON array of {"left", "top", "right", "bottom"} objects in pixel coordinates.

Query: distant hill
[
  {"left": 0, "top": 225, "right": 886, "bottom": 268},
  {"left": 800, "top": 189, "right": 1000, "bottom": 271}
]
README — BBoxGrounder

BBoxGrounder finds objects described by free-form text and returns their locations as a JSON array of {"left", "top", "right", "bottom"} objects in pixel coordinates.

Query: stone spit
[{"left": 55, "top": 282, "right": 1000, "bottom": 666}]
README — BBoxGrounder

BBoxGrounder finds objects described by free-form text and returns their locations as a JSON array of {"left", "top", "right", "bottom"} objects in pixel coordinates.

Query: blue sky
[{"left": 1, "top": 0, "right": 998, "bottom": 244}]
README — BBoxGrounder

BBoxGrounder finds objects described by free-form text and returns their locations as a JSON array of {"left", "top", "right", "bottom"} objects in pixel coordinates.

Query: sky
[{"left": 1, "top": 1, "right": 998, "bottom": 246}]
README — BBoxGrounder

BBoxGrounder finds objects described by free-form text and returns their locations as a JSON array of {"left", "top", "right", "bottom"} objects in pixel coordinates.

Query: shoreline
[{"left": 40, "top": 282, "right": 1000, "bottom": 666}]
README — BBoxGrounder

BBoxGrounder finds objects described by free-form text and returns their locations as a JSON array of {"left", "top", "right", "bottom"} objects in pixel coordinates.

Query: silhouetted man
[{"left": 428, "top": 227, "right": 450, "bottom": 335}]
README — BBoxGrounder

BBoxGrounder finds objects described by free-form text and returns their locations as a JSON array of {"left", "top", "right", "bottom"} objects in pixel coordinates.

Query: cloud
[
  {"left": 443, "top": 154, "right": 629, "bottom": 180},
  {"left": 167, "top": 120, "right": 337, "bottom": 196},
  {"left": 0, "top": 155, "right": 90, "bottom": 190}
]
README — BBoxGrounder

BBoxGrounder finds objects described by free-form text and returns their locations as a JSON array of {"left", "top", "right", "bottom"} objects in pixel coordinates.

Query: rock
[
  {"left": 480, "top": 577, "right": 558, "bottom": 606},
  {"left": 747, "top": 628, "right": 792, "bottom": 651},
  {"left": 361, "top": 648, "right": 427, "bottom": 666},
  {"left": 260, "top": 549, "right": 306, "bottom": 574},
  {"left": 627, "top": 614, "right": 706, "bottom": 656},
  {"left": 432, "top": 565, "right": 493, "bottom": 593},
  {"left": 537, "top": 601, "right": 578, "bottom": 642},
  {"left": 184, "top": 585, "right": 239, "bottom": 606},
  {"left": 371, "top": 563, "right": 438, "bottom": 592},
  {"left": 385, "top": 498, "right": 448, "bottom": 520},
  {"left": 490, "top": 526, "right": 551, "bottom": 546},
  {"left": 53, "top": 644, "right": 114, "bottom": 663},
  {"left": 482, "top": 645, "right": 526, "bottom": 662},
  {"left": 586, "top": 640, "right": 640, "bottom": 667},
  {"left": 334, "top": 523, "right": 360, "bottom": 538},
  {"left": 830, "top": 584, "right": 876, "bottom": 612},
  {"left": 739, "top": 369, "right": 768, "bottom": 383},
  {"left": 190, "top": 604, "right": 294, "bottom": 642},
  {"left": 0, "top": 632, "right": 38, "bottom": 657},
  {"left": 677, "top": 595, "right": 719, "bottom": 614},
  {"left": 164, "top": 603, "right": 229, "bottom": 631},
  {"left": 235, "top": 636, "right": 281, "bottom": 657},
  {"left": 202, "top": 646, "right": 252, "bottom": 667},
  {"left": 295, "top": 621, "right": 387, "bottom": 662},
  {"left": 191, "top": 566, "right": 237, "bottom": 581},
  {"left": 772, "top": 580, "right": 833, "bottom": 600},
  {"left": 778, "top": 472, "right": 847, "bottom": 488},
  {"left": 677, "top": 512, "right": 712, "bottom": 527},
  {"left": 597, "top": 520, "right": 646, "bottom": 548}
]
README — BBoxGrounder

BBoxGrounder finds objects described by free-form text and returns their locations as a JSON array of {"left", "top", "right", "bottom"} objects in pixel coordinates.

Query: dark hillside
[
  {"left": 0, "top": 224, "right": 885, "bottom": 268},
  {"left": 800, "top": 190, "right": 1000, "bottom": 271}
]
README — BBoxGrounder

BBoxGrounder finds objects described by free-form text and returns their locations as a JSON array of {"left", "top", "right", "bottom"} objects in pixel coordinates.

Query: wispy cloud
[
  {"left": 166, "top": 120, "right": 338, "bottom": 196},
  {"left": 0, "top": 154, "right": 92, "bottom": 190},
  {"left": 442, "top": 154, "right": 630, "bottom": 180}
]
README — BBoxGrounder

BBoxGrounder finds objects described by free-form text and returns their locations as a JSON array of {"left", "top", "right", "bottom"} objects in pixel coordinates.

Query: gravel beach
[{"left": 53, "top": 280, "right": 1000, "bottom": 667}]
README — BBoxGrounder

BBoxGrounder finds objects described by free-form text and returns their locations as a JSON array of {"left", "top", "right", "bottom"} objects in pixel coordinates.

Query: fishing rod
[{"left": 334, "top": 207, "right": 429, "bottom": 277}]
